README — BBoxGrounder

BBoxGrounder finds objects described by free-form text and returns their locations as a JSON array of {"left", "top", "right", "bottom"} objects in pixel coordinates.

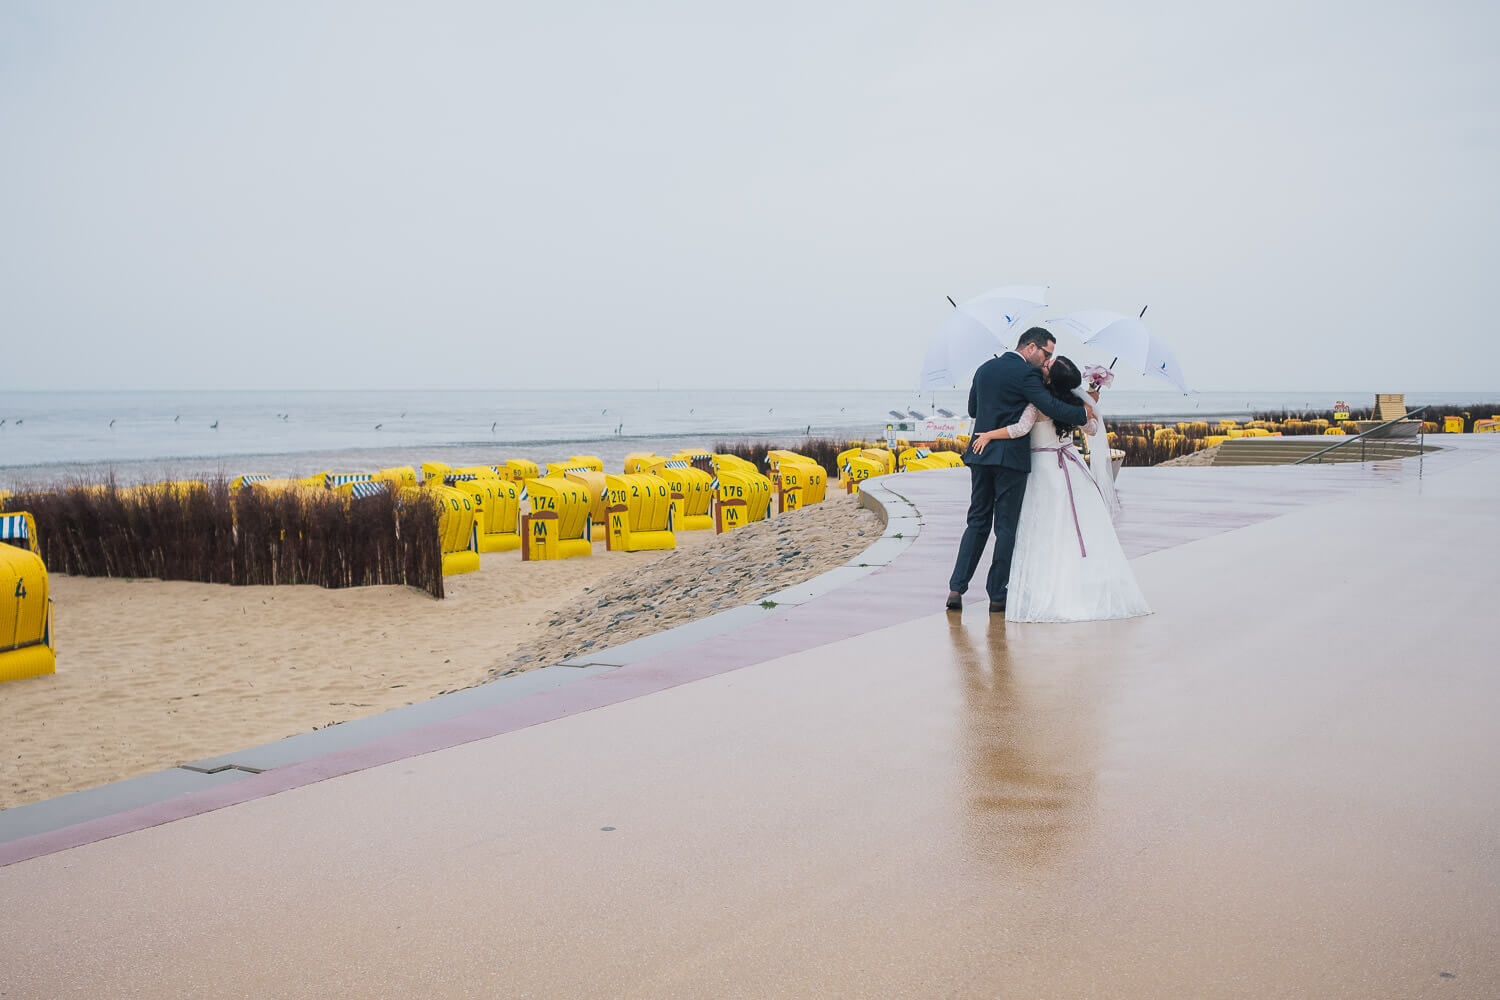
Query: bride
[{"left": 969, "top": 356, "right": 1151, "bottom": 623}]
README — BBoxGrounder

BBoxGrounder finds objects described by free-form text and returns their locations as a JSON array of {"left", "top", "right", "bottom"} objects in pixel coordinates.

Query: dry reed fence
[{"left": 1, "top": 479, "right": 445, "bottom": 598}]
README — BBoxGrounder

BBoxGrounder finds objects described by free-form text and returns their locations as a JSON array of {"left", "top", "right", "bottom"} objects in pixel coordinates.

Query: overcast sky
[{"left": 2, "top": 0, "right": 1496, "bottom": 393}]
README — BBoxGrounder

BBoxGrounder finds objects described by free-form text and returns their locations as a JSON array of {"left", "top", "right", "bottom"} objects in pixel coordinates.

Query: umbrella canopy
[
  {"left": 1044, "top": 309, "right": 1189, "bottom": 392},
  {"left": 918, "top": 285, "right": 1048, "bottom": 391}
]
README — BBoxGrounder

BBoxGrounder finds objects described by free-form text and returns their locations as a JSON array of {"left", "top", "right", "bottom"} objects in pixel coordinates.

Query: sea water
[{"left": 2, "top": 388, "right": 1495, "bottom": 488}]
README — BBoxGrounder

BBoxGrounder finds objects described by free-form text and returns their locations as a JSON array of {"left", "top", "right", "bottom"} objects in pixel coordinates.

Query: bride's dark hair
[{"left": 1046, "top": 356, "right": 1083, "bottom": 435}]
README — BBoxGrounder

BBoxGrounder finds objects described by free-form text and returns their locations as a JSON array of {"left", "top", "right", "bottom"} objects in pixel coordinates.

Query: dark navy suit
[{"left": 949, "top": 352, "right": 1089, "bottom": 602}]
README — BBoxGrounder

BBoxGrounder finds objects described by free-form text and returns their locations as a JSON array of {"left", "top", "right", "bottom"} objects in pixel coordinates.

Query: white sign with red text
[{"left": 918, "top": 417, "right": 967, "bottom": 440}]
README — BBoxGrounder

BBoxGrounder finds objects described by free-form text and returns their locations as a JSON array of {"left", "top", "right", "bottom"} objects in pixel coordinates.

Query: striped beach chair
[
  {"left": 344, "top": 480, "right": 389, "bottom": 500},
  {"left": 325, "top": 473, "right": 373, "bottom": 490},
  {"left": 521, "top": 477, "right": 593, "bottom": 560},
  {"left": 650, "top": 460, "right": 715, "bottom": 530},
  {"left": 0, "top": 512, "right": 54, "bottom": 682},
  {"left": 0, "top": 511, "right": 39, "bottom": 554},
  {"left": 712, "top": 469, "right": 774, "bottom": 532}
]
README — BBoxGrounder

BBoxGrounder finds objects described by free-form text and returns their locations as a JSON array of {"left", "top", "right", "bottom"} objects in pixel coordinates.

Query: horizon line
[{"left": 4, "top": 387, "right": 1496, "bottom": 396}]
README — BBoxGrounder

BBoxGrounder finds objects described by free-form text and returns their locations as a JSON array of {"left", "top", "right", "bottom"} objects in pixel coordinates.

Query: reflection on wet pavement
[{"left": 949, "top": 616, "right": 1088, "bottom": 869}]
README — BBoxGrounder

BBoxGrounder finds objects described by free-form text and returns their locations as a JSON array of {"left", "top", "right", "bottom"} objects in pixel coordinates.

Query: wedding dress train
[{"left": 1004, "top": 405, "right": 1151, "bottom": 623}]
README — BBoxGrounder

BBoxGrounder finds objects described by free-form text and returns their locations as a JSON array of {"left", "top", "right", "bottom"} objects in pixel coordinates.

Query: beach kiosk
[
  {"left": 602, "top": 474, "right": 676, "bottom": 551},
  {"left": 0, "top": 511, "right": 55, "bottom": 683}
]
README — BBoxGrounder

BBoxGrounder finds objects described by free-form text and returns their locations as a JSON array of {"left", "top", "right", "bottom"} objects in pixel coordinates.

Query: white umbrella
[
  {"left": 1045, "top": 308, "right": 1190, "bottom": 392},
  {"left": 918, "top": 285, "right": 1048, "bottom": 391}
]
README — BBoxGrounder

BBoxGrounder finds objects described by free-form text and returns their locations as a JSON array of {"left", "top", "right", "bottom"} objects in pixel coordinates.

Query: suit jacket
[{"left": 964, "top": 352, "right": 1089, "bottom": 472}]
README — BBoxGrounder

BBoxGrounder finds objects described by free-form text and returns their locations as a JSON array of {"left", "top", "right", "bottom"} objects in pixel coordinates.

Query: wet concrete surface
[{"left": 0, "top": 444, "right": 1496, "bottom": 997}]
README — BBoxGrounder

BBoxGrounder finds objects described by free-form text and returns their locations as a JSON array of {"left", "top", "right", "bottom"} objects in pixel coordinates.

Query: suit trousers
[{"left": 948, "top": 464, "right": 1028, "bottom": 602}]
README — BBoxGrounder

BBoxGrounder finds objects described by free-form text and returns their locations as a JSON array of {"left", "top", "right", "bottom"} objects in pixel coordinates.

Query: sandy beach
[{"left": 0, "top": 495, "right": 878, "bottom": 810}]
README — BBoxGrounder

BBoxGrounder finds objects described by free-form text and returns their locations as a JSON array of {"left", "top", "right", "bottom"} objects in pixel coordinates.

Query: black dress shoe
[
  {"left": 989, "top": 601, "right": 1006, "bottom": 614},
  {"left": 945, "top": 592, "right": 962, "bottom": 611}
]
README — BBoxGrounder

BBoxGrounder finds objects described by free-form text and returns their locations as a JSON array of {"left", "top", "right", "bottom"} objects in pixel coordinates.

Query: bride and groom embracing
[{"left": 945, "top": 327, "right": 1150, "bottom": 623}]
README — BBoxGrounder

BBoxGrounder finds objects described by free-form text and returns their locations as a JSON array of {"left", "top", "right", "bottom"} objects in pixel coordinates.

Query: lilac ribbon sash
[{"left": 1031, "top": 444, "right": 1101, "bottom": 558}]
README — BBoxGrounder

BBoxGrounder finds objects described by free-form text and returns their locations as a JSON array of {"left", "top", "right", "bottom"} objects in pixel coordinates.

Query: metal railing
[{"left": 1293, "top": 405, "right": 1430, "bottom": 466}]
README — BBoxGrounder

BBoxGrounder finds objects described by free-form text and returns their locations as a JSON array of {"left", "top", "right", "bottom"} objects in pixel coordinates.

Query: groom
[{"left": 946, "top": 327, "right": 1091, "bottom": 613}]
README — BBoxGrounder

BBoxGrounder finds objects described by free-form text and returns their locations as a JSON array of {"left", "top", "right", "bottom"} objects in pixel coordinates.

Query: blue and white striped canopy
[
  {"left": 348, "top": 481, "right": 388, "bottom": 499},
  {"left": 0, "top": 513, "right": 30, "bottom": 539},
  {"left": 237, "top": 474, "right": 272, "bottom": 485},
  {"left": 326, "top": 473, "right": 373, "bottom": 489},
  {"left": 662, "top": 460, "right": 689, "bottom": 469},
  {"left": 444, "top": 473, "right": 478, "bottom": 484}
]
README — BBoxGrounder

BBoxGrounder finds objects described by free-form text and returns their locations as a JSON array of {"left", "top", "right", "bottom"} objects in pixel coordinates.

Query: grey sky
[{"left": 2, "top": 0, "right": 1496, "bottom": 393}]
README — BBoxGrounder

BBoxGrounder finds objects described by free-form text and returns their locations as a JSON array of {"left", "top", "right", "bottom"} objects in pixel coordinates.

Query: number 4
[{"left": 14, "top": 578, "right": 26, "bottom": 599}]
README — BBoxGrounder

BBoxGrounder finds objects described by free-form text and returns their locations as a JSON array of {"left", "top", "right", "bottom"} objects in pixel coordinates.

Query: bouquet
[{"left": 1082, "top": 364, "right": 1115, "bottom": 393}]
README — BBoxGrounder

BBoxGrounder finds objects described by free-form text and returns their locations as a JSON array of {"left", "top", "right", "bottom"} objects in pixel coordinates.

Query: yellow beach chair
[
  {"left": 650, "top": 460, "right": 715, "bottom": 530},
  {"left": 0, "top": 511, "right": 55, "bottom": 683},
  {"left": 602, "top": 474, "right": 676, "bottom": 551},
  {"left": 520, "top": 477, "right": 592, "bottom": 560}
]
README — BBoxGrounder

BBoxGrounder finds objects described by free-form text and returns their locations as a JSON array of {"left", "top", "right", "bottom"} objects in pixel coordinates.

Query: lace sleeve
[{"left": 1003, "top": 405, "right": 1039, "bottom": 438}]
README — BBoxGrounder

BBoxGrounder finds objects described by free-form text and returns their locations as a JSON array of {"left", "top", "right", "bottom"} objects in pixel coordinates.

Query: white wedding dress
[{"left": 1003, "top": 403, "right": 1151, "bottom": 623}]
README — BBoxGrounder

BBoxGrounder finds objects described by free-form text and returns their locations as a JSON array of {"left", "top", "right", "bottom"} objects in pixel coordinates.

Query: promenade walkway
[{"left": 2, "top": 438, "right": 1496, "bottom": 998}]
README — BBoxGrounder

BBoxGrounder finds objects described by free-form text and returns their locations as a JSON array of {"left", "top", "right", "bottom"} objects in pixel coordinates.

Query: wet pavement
[{"left": 1, "top": 439, "right": 1497, "bottom": 998}]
